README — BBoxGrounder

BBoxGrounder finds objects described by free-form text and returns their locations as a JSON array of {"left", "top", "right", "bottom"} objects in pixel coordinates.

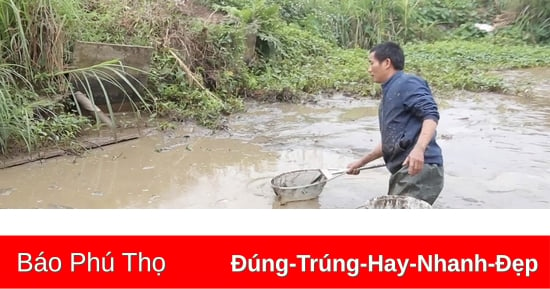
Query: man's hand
[
  {"left": 347, "top": 143, "right": 383, "bottom": 175},
  {"left": 403, "top": 146, "right": 425, "bottom": 175},
  {"left": 346, "top": 160, "right": 365, "bottom": 175}
]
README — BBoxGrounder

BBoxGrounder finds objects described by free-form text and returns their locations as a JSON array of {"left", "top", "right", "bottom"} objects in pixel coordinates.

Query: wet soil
[{"left": 1, "top": 68, "right": 549, "bottom": 209}]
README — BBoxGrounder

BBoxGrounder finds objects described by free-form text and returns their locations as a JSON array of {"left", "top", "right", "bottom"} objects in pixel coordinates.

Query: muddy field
[{"left": 1, "top": 69, "right": 549, "bottom": 209}]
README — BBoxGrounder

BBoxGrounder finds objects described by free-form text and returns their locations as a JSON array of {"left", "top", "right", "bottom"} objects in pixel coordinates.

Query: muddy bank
[{"left": 1, "top": 69, "right": 549, "bottom": 209}]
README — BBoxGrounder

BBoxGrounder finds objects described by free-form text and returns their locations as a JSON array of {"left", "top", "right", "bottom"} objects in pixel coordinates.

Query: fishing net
[
  {"left": 270, "top": 167, "right": 433, "bottom": 209},
  {"left": 270, "top": 169, "right": 327, "bottom": 205}
]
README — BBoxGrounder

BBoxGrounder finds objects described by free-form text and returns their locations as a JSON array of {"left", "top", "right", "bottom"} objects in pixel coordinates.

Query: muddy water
[{"left": 1, "top": 69, "right": 549, "bottom": 208}]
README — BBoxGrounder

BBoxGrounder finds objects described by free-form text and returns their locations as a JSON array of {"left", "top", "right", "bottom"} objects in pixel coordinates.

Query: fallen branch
[
  {"left": 168, "top": 48, "right": 203, "bottom": 89},
  {"left": 0, "top": 133, "right": 140, "bottom": 169},
  {"left": 168, "top": 48, "right": 224, "bottom": 105}
]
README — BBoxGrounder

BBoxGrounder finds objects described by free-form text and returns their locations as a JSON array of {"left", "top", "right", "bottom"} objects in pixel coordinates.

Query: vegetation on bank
[{"left": 1, "top": 0, "right": 550, "bottom": 156}]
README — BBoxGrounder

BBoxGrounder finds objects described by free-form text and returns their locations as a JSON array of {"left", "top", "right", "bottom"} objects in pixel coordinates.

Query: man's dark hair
[{"left": 370, "top": 42, "right": 405, "bottom": 70}]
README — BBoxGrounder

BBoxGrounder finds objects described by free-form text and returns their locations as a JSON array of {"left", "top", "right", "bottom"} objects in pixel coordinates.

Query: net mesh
[{"left": 270, "top": 169, "right": 328, "bottom": 204}]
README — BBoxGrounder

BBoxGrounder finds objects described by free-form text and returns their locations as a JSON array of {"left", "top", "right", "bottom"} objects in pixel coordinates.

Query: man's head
[{"left": 368, "top": 42, "right": 404, "bottom": 83}]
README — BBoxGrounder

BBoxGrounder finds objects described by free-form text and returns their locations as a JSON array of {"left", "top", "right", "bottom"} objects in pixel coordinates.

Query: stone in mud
[
  {"left": 91, "top": 191, "right": 104, "bottom": 197},
  {"left": 0, "top": 187, "right": 15, "bottom": 196}
]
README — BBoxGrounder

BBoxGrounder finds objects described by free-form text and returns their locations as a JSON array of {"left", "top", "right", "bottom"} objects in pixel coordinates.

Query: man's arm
[
  {"left": 415, "top": 119, "right": 437, "bottom": 151},
  {"left": 402, "top": 78, "right": 440, "bottom": 175},
  {"left": 403, "top": 78, "right": 440, "bottom": 122},
  {"left": 347, "top": 143, "right": 383, "bottom": 175}
]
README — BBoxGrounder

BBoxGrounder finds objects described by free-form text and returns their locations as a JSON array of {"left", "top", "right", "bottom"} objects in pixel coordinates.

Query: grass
[
  {"left": 405, "top": 40, "right": 550, "bottom": 92},
  {"left": 0, "top": 64, "right": 35, "bottom": 154}
]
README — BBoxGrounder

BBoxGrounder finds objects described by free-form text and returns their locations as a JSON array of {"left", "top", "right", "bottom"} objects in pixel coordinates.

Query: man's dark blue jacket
[{"left": 379, "top": 71, "right": 443, "bottom": 174}]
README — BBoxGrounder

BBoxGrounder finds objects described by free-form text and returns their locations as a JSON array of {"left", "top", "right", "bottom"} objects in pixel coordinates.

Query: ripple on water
[{"left": 247, "top": 176, "right": 275, "bottom": 198}]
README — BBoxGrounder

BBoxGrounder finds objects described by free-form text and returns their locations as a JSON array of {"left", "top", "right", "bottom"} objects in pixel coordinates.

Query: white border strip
[{"left": 1, "top": 209, "right": 549, "bottom": 235}]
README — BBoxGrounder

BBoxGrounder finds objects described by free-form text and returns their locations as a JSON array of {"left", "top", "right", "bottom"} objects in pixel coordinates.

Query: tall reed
[
  {"left": 326, "top": 0, "right": 422, "bottom": 49},
  {"left": 0, "top": 64, "right": 36, "bottom": 154},
  {"left": 498, "top": 0, "right": 550, "bottom": 43}
]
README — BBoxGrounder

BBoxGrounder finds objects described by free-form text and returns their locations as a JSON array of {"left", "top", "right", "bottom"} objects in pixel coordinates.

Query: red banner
[{"left": 0, "top": 236, "right": 548, "bottom": 288}]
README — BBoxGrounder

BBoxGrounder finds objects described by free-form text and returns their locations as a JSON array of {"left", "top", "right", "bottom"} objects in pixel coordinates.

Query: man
[{"left": 347, "top": 42, "right": 444, "bottom": 205}]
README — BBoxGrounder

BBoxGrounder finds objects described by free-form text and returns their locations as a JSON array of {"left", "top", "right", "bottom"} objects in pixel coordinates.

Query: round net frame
[{"left": 270, "top": 169, "right": 327, "bottom": 204}]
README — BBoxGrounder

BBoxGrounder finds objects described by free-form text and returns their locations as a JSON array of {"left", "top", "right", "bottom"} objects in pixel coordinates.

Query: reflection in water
[{"left": 1, "top": 70, "right": 550, "bottom": 208}]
